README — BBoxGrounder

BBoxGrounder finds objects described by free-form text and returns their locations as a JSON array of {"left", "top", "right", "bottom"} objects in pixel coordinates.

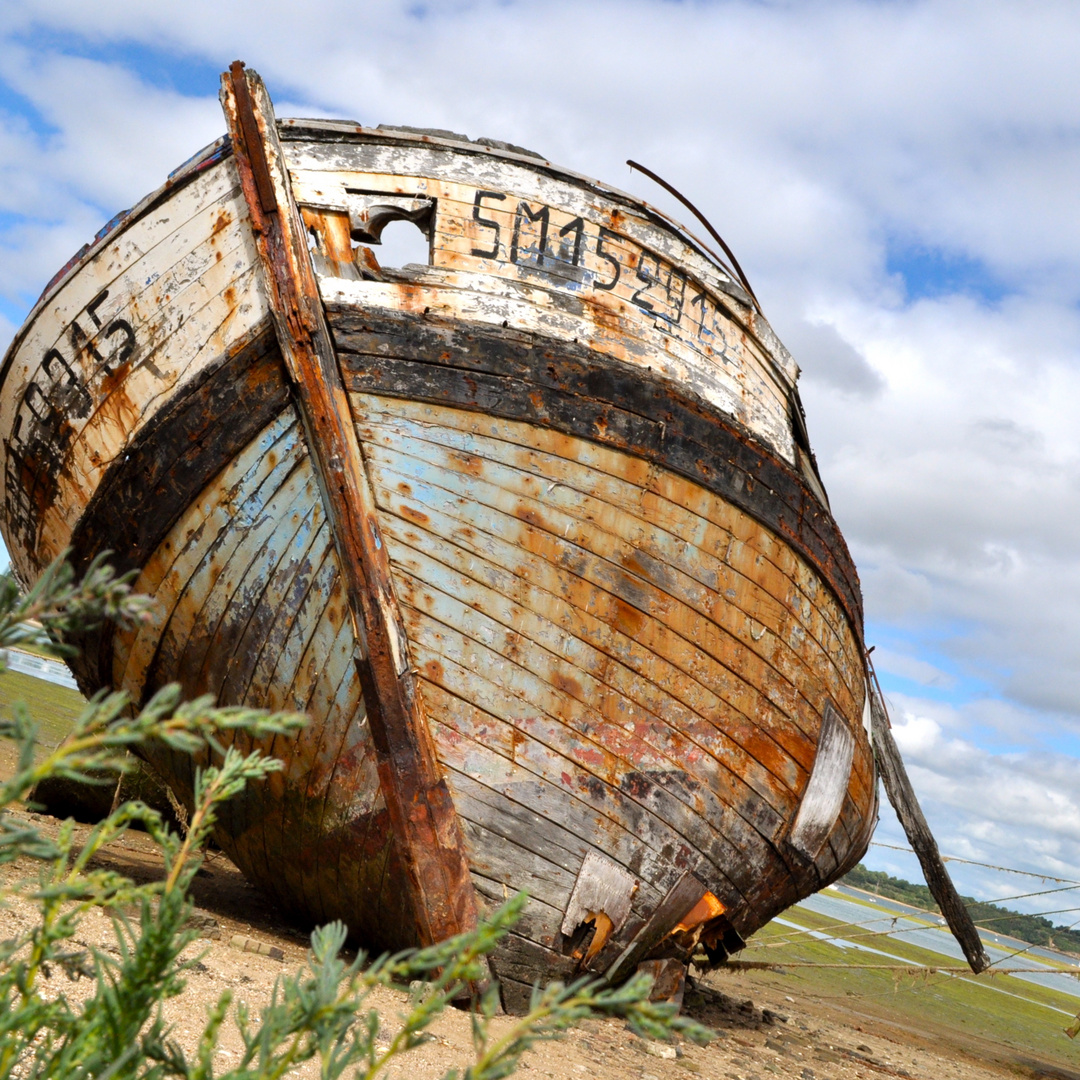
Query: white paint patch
[
  {"left": 561, "top": 850, "right": 637, "bottom": 936},
  {"left": 789, "top": 700, "right": 855, "bottom": 859}
]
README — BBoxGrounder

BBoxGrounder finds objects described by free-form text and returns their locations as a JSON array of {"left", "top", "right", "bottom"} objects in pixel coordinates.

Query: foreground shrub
[{"left": 0, "top": 557, "right": 710, "bottom": 1078}]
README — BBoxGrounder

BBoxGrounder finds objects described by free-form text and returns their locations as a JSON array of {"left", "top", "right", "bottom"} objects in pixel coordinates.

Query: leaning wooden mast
[{"left": 220, "top": 62, "right": 479, "bottom": 947}]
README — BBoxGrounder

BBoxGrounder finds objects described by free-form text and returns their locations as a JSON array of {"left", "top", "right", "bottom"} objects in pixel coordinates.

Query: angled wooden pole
[
  {"left": 867, "top": 660, "right": 990, "bottom": 974},
  {"left": 220, "top": 61, "right": 478, "bottom": 947}
]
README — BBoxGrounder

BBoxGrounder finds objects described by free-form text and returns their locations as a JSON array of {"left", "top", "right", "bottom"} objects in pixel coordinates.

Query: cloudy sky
[{"left": 3, "top": 0, "right": 1080, "bottom": 918}]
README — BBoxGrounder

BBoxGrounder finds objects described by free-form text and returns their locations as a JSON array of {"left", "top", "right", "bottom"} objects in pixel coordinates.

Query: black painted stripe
[
  {"left": 328, "top": 307, "right": 863, "bottom": 646},
  {"left": 67, "top": 322, "right": 293, "bottom": 692}
]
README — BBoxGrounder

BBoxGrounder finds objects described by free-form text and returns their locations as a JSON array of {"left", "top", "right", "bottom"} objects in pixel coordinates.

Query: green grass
[
  {"left": 845, "top": 862, "right": 1080, "bottom": 957},
  {"left": 0, "top": 668, "right": 84, "bottom": 759},
  {"left": 732, "top": 901, "right": 1080, "bottom": 1069}
]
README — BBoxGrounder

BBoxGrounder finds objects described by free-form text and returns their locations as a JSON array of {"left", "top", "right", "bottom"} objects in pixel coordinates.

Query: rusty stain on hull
[{"left": 0, "top": 66, "right": 879, "bottom": 1006}]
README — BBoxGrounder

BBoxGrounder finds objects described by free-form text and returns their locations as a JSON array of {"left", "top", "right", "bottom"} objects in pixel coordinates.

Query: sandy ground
[{"left": 4, "top": 809, "right": 1077, "bottom": 1080}]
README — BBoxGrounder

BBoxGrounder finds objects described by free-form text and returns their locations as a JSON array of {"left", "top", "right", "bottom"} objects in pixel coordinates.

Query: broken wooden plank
[{"left": 603, "top": 872, "right": 709, "bottom": 985}]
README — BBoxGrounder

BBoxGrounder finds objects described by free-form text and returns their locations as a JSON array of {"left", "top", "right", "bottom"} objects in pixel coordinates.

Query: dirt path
[{"left": 4, "top": 809, "right": 1074, "bottom": 1080}]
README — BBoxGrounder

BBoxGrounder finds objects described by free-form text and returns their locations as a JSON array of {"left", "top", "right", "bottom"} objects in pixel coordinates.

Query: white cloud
[
  {"left": 871, "top": 693, "right": 1080, "bottom": 913},
  {"left": 871, "top": 648, "right": 956, "bottom": 690}
]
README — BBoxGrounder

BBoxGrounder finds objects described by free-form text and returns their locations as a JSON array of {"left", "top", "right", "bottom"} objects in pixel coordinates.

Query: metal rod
[{"left": 626, "top": 159, "right": 760, "bottom": 309}]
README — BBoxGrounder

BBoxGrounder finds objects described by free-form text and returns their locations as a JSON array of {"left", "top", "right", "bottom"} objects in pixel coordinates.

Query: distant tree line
[{"left": 842, "top": 864, "right": 1080, "bottom": 955}]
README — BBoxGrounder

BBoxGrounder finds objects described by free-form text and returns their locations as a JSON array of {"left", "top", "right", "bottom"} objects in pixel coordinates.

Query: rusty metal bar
[
  {"left": 220, "top": 61, "right": 479, "bottom": 947},
  {"left": 626, "top": 158, "right": 759, "bottom": 309}
]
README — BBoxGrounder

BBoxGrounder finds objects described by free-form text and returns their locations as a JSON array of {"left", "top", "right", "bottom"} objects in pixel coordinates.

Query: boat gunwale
[
  {"left": 279, "top": 118, "right": 799, "bottom": 391},
  {"left": 1, "top": 120, "right": 797, "bottom": 407},
  {"left": 276, "top": 118, "right": 759, "bottom": 306}
]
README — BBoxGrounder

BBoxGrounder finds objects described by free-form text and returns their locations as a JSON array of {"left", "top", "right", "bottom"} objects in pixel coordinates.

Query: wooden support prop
[
  {"left": 219, "top": 62, "right": 478, "bottom": 947},
  {"left": 867, "top": 662, "right": 990, "bottom": 974}
]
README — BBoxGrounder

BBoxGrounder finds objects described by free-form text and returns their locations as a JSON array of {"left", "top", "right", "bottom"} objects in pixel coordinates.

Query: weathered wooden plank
[
  {"left": 397, "top": 516, "right": 868, "bottom": 859},
  {"left": 283, "top": 155, "right": 760, "bottom": 318},
  {"left": 323, "top": 272, "right": 792, "bottom": 461},
  {"left": 153, "top": 443, "right": 314, "bottom": 700},
  {"left": 230, "top": 523, "right": 335, "bottom": 711},
  {"left": 447, "top": 770, "right": 666, "bottom": 914},
  {"left": 155, "top": 451, "right": 319, "bottom": 864},
  {"left": 355, "top": 396, "right": 856, "bottom": 688},
  {"left": 361, "top": 426, "right": 859, "bottom": 763},
  {"left": 115, "top": 410, "right": 302, "bottom": 697},
  {"left": 122, "top": 415, "right": 308, "bottom": 805},
  {"left": 1, "top": 168, "right": 266, "bottom": 573},
  {"left": 404, "top": 595, "right": 802, "bottom": 905},
  {"left": 410, "top": 623, "right": 773, "bottom": 905},
  {"left": 285, "top": 619, "right": 367, "bottom": 925},
  {"left": 222, "top": 63, "right": 478, "bottom": 949},
  {"left": 367, "top": 425, "right": 857, "bottom": 725},
  {"left": 39, "top": 261, "right": 266, "bottom": 552},
  {"left": 282, "top": 146, "right": 794, "bottom": 390},
  {"left": 427, "top": 682, "right": 711, "bottom": 894},
  {"left": 358, "top": 406, "right": 855, "bottom": 699},
  {"left": 67, "top": 325, "right": 290, "bottom": 690},
  {"left": 486, "top": 931, "right": 578, "bottom": 1010},
  {"left": 460, "top": 817, "right": 576, "bottom": 912},
  {"left": 205, "top": 499, "right": 328, "bottom": 874},
  {"left": 373, "top": 452, "right": 823, "bottom": 770},
  {"left": 870, "top": 684, "right": 989, "bottom": 973},
  {"left": 373, "top": 466, "right": 812, "bottom": 791},
  {"left": 561, "top": 851, "right": 638, "bottom": 946},
  {"left": 437, "top": 685, "right": 806, "bottom": 945},
  {"left": 354, "top": 392, "right": 857, "bottom": 676},
  {"left": 788, "top": 701, "right": 856, "bottom": 860},
  {"left": 448, "top": 773, "right": 663, "bottom": 912},
  {"left": 0, "top": 155, "right": 243, "bottom": 410},
  {"left": 470, "top": 877, "right": 567, "bottom": 948},
  {"left": 178, "top": 471, "right": 321, "bottom": 702},
  {"left": 384, "top": 519, "right": 797, "bottom": 826},
  {"left": 386, "top": 532, "right": 797, "bottom": 855},
  {"left": 237, "top": 535, "right": 338, "bottom": 894},
  {"left": 328, "top": 310, "right": 861, "bottom": 639},
  {"left": 354, "top": 401, "right": 872, "bottom": 815},
  {"left": 399, "top": 563, "right": 779, "bottom": 840},
  {"left": 243, "top": 548, "right": 353, "bottom": 911},
  {"left": 363, "top": 400, "right": 871, "bottom": 900}
]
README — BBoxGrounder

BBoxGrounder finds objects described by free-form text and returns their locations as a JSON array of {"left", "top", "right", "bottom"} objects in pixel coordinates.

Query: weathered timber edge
[
  {"left": 221, "top": 63, "right": 479, "bottom": 948},
  {"left": 329, "top": 307, "right": 864, "bottom": 645}
]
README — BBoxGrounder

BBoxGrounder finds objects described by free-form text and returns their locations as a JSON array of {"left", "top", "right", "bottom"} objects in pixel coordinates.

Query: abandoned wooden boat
[{"left": 0, "top": 65, "right": 879, "bottom": 1006}]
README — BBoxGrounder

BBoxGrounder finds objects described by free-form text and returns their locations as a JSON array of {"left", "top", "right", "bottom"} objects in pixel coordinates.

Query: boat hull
[{"left": 0, "top": 104, "right": 876, "bottom": 1004}]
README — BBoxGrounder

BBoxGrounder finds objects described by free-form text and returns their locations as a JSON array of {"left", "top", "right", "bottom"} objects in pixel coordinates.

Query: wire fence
[
  {"left": 869, "top": 840, "right": 1080, "bottom": 886},
  {"left": 734, "top": 841, "right": 1080, "bottom": 1021}
]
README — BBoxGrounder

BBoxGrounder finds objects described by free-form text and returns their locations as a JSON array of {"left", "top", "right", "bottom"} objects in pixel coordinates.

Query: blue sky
[{"left": 3, "top": 0, "right": 1080, "bottom": 914}]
